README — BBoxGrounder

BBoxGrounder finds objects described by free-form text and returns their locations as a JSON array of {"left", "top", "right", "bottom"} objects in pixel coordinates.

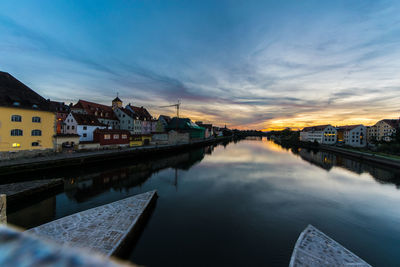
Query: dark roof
[
  {"left": 119, "top": 107, "right": 138, "bottom": 119},
  {"left": 49, "top": 101, "right": 70, "bottom": 113},
  {"left": 126, "top": 104, "right": 152, "bottom": 120},
  {"left": 197, "top": 123, "right": 213, "bottom": 129},
  {"left": 72, "top": 100, "right": 118, "bottom": 120},
  {"left": 112, "top": 97, "right": 122, "bottom": 102},
  {"left": 302, "top": 125, "right": 330, "bottom": 132},
  {"left": 382, "top": 119, "right": 400, "bottom": 128},
  {"left": 0, "top": 71, "right": 52, "bottom": 111},
  {"left": 158, "top": 115, "right": 172, "bottom": 123},
  {"left": 337, "top": 125, "right": 363, "bottom": 131},
  {"left": 167, "top": 118, "right": 204, "bottom": 131},
  {"left": 71, "top": 113, "right": 106, "bottom": 126}
]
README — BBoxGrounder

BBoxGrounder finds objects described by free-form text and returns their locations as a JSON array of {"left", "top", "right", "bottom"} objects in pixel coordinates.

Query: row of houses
[
  {"left": 300, "top": 119, "right": 400, "bottom": 147},
  {"left": 0, "top": 72, "right": 224, "bottom": 155}
]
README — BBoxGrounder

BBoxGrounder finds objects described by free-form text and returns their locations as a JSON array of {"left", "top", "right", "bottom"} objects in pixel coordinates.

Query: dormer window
[
  {"left": 13, "top": 102, "right": 20, "bottom": 106},
  {"left": 32, "top": 104, "right": 39, "bottom": 109}
]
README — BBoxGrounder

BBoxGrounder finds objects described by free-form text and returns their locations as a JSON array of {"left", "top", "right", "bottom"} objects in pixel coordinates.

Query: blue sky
[{"left": 1, "top": 0, "right": 400, "bottom": 129}]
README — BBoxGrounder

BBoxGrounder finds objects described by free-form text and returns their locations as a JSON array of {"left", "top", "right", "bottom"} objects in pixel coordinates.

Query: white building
[
  {"left": 367, "top": 119, "right": 400, "bottom": 142},
  {"left": 63, "top": 112, "right": 106, "bottom": 142},
  {"left": 337, "top": 125, "right": 366, "bottom": 147},
  {"left": 300, "top": 125, "right": 337, "bottom": 144}
]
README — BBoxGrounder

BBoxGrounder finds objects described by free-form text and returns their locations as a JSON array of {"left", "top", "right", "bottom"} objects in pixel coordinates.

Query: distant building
[
  {"left": 49, "top": 101, "right": 70, "bottom": 134},
  {"left": 195, "top": 121, "right": 213, "bottom": 138},
  {"left": 337, "top": 125, "right": 366, "bottom": 147},
  {"left": 166, "top": 118, "right": 205, "bottom": 140},
  {"left": 72, "top": 99, "right": 119, "bottom": 129},
  {"left": 113, "top": 106, "right": 140, "bottom": 134},
  {"left": 0, "top": 71, "right": 56, "bottom": 152},
  {"left": 300, "top": 125, "right": 337, "bottom": 144},
  {"left": 125, "top": 104, "right": 155, "bottom": 134},
  {"left": 155, "top": 115, "right": 171, "bottom": 133},
  {"left": 368, "top": 119, "right": 400, "bottom": 142},
  {"left": 64, "top": 112, "right": 106, "bottom": 142},
  {"left": 93, "top": 128, "right": 130, "bottom": 147}
]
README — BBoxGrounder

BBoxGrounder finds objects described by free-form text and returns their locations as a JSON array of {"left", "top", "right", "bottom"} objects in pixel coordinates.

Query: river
[{"left": 7, "top": 138, "right": 400, "bottom": 266}]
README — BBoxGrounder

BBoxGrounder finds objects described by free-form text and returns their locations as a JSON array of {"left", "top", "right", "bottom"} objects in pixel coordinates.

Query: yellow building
[
  {"left": 130, "top": 134, "right": 151, "bottom": 146},
  {"left": 0, "top": 72, "right": 56, "bottom": 152}
]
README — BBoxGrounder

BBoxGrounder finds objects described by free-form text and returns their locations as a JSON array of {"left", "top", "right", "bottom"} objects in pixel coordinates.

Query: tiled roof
[
  {"left": 159, "top": 115, "right": 172, "bottom": 123},
  {"left": 302, "top": 125, "right": 330, "bottom": 132},
  {"left": 72, "top": 100, "right": 118, "bottom": 120},
  {"left": 0, "top": 71, "right": 52, "bottom": 111},
  {"left": 337, "top": 125, "right": 363, "bottom": 131},
  {"left": 112, "top": 97, "right": 122, "bottom": 102},
  {"left": 167, "top": 118, "right": 204, "bottom": 130},
  {"left": 382, "top": 119, "right": 400, "bottom": 128},
  {"left": 49, "top": 101, "right": 70, "bottom": 113},
  {"left": 126, "top": 104, "right": 152, "bottom": 120},
  {"left": 71, "top": 113, "right": 106, "bottom": 126},
  {"left": 119, "top": 107, "right": 138, "bottom": 119}
]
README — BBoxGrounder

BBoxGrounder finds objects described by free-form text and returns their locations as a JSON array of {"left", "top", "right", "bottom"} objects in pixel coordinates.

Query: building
[
  {"left": 155, "top": 115, "right": 172, "bottom": 133},
  {"left": 64, "top": 112, "right": 106, "bottom": 142},
  {"left": 166, "top": 118, "right": 205, "bottom": 140},
  {"left": 130, "top": 134, "right": 152, "bottom": 146},
  {"left": 125, "top": 104, "right": 155, "bottom": 134},
  {"left": 337, "top": 125, "right": 366, "bottom": 147},
  {"left": 49, "top": 101, "right": 70, "bottom": 134},
  {"left": 300, "top": 125, "right": 337, "bottom": 144},
  {"left": 195, "top": 121, "right": 213, "bottom": 138},
  {"left": 72, "top": 99, "right": 120, "bottom": 129},
  {"left": 93, "top": 128, "right": 130, "bottom": 147},
  {"left": 368, "top": 119, "right": 400, "bottom": 142},
  {"left": 0, "top": 71, "right": 56, "bottom": 152}
]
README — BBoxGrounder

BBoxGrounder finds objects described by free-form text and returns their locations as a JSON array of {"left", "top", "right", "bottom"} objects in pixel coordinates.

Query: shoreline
[{"left": 0, "top": 137, "right": 232, "bottom": 177}]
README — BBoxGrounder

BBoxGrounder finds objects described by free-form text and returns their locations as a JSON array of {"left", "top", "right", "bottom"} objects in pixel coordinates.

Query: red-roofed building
[
  {"left": 72, "top": 99, "right": 119, "bottom": 129},
  {"left": 300, "top": 124, "right": 337, "bottom": 144},
  {"left": 337, "top": 125, "right": 366, "bottom": 147},
  {"left": 125, "top": 104, "right": 156, "bottom": 134},
  {"left": 64, "top": 112, "right": 106, "bottom": 142}
]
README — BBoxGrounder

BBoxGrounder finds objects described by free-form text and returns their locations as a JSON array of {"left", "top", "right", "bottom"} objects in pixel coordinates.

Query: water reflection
[{"left": 296, "top": 148, "right": 400, "bottom": 187}]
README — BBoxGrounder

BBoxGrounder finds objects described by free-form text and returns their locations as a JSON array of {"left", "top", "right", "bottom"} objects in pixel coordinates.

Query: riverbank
[
  {"left": 0, "top": 137, "right": 232, "bottom": 177},
  {"left": 318, "top": 144, "right": 400, "bottom": 168}
]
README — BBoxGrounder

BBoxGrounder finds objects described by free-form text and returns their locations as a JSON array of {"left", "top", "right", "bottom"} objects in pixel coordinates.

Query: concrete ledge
[
  {"left": 26, "top": 190, "right": 157, "bottom": 257},
  {"left": 290, "top": 225, "right": 371, "bottom": 267},
  {"left": 0, "top": 179, "right": 64, "bottom": 203}
]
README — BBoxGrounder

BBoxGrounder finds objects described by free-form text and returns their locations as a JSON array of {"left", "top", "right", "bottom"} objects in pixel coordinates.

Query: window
[
  {"left": 13, "top": 102, "right": 20, "bottom": 107},
  {"left": 113, "top": 134, "right": 119, "bottom": 139},
  {"left": 32, "top": 142, "right": 39, "bottom": 147},
  {"left": 72, "top": 126, "right": 75, "bottom": 130},
  {"left": 11, "top": 115, "right": 22, "bottom": 122},
  {"left": 83, "top": 133, "right": 87, "bottom": 137},
  {"left": 67, "top": 126, "right": 70, "bottom": 130},
  {"left": 32, "top": 116, "right": 41, "bottom": 123},
  {"left": 31, "top": 130, "right": 42, "bottom": 136},
  {"left": 104, "top": 134, "right": 111, "bottom": 140},
  {"left": 11, "top": 129, "right": 23, "bottom": 136},
  {"left": 122, "top": 134, "right": 127, "bottom": 139},
  {"left": 83, "top": 126, "right": 87, "bottom": 130}
]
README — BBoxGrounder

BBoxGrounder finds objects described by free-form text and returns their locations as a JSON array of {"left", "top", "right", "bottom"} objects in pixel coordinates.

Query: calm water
[{"left": 7, "top": 138, "right": 400, "bottom": 266}]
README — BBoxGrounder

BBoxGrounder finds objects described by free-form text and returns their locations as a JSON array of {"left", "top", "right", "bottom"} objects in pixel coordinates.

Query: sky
[{"left": 1, "top": 0, "right": 400, "bottom": 130}]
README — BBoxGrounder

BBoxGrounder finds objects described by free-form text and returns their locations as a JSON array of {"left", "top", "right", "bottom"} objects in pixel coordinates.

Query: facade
[
  {"left": 113, "top": 107, "right": 140, "bottom": 134},
  {"left": 93, "top": 128, "right": 130, "bottom": 147},
  {"left": 0, "top": 72, "right": 56, "bottom": 152},
  {"left": 156, "top": 115, "right": 171, "bottom": 132},
  {"left": 300, "top": 125, "right": 337, "bottom": 144},
  {"left": 151, "top": 133, "right": 169, "bottom": 145},
  {"left": 64, "top": 112, "right": 106, "bottom": 142},
  {"left": 168, "top": 130, "right": 190, "bottom": 144},
  {"left": 49, "top": 101, "right": 70, "bottom": 134},
  {"left": 125, "top": 104, "right": 153, "bottom": 134},
  {"left": 196, "top": 122, "right": 213, "bottom": 138},
  {"left": 337, "top": 125, "right": 366, "bottom": 147},
  {"left": 167, "top": 118, "right": 205, "bottom": 140},
  {"left": 130, "top": 134, "right": 152, "bottom": 146},
  {"left": 368, "top": 119, "right": 400, "bottom": 142},
  {"left": 72, "top": 99, "right": 120, "bottom": 129}
]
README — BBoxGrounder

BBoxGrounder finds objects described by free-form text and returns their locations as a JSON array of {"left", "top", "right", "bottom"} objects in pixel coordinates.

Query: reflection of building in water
[
  {"left": 63, "top": 147, "right": 209, "bottom": 202},
  {"left": 7, "top": 196, "right": 56, "bottom": 229},
  {"left": 298, "top": 149, "right": 400, "bottom": 187},
  {"left": 299, "top": 149, "right": 336, "bottom": 171}
]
